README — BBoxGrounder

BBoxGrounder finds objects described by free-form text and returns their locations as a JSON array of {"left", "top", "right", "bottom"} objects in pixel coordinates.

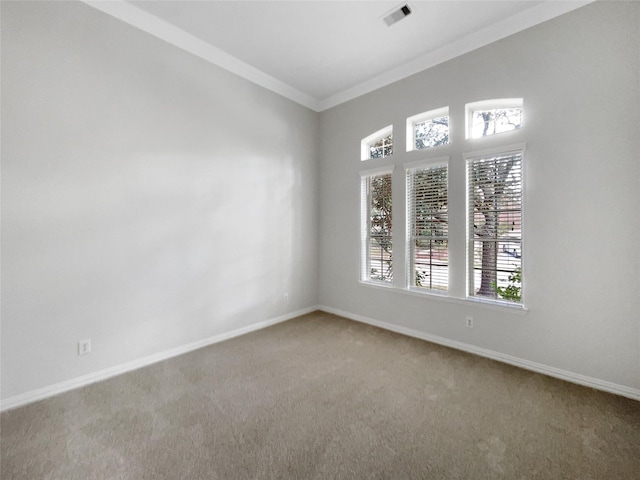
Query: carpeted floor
[{"left": 2, "top": 311, "right": 639, "bottom": 479}]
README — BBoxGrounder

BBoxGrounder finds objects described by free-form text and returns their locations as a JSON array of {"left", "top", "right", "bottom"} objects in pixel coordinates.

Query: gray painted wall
[
  {"left": 1, "top": 0, "right": 638, "bottom": 404},
  {"left": 1, "top": 1, "right": 318, "bottom": 400},
  {"left": 318, "top": 1, "right": 639, "bottom": 391}
]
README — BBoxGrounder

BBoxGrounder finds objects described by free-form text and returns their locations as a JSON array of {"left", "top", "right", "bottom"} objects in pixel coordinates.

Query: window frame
[
  {"left": 464, "top": 143, "right": 526, "bottom": 307},
  {"left": 465, "top": 99, "right": 523, "bottom": 139},
  {"left": 406, "top": 107, "right": 450, "bottom": 152},
  {"left": 405, "top": 157, "right": 449, "bottom": 295},
  {"left": 360, "top": 166, "right": 394, "bottom": 285},
  {"left": 361, "top": 125, "right": 393, "bottom": 161}
]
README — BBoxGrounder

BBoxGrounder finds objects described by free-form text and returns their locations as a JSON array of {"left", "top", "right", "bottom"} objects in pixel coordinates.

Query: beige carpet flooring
[{"left": 2, "top": 311, "right": 639, "bottom": 479}]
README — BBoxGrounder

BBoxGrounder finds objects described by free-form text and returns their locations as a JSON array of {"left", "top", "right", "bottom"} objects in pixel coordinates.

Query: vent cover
[{"left": 382, "top": 4, "right": 412, "bottom": 27}]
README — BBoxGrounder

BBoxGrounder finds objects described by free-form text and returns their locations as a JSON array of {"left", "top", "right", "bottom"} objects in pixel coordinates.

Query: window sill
[
  {"left": 360, "top": 282, "right": 528, "bottom": 315},
  {"left": 359, "top": 279, "right": 394, "bottom": 290},
  {"left": 463, "top": 295, "right": 528, "bottom": 314}
]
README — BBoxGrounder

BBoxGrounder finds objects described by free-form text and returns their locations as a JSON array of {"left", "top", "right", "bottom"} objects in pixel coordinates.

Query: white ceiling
[{"left": 86, "top": 1, "right": 593, "bottom": 111}]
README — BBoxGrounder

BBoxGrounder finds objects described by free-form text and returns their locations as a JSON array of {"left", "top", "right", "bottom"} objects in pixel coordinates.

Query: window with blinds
[
  {"left": 407, "top": 161, "right": 448, "bottom": 292},
  {"left": 361, "top": 169, "right": 393, "bottom": 283},
  {"left": 467, "top": 148, "right": 523, "bottom": 303}
]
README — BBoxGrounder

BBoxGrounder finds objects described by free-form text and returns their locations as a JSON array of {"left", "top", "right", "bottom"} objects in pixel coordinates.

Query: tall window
[
  {"left": 361, "top": 169, "right": 393, "bottom": 283},
  {"left": 406, "top": 107, "right": 450, "bottom": 151},
  {"left": 407, "top": 161, "right": 448, "bottom": 292},
  {"left": 361, "top": 125, "right": 393, "bottom": 160},
  {"left": 467, "top": 146, "right": 524, "bottom": 304}
]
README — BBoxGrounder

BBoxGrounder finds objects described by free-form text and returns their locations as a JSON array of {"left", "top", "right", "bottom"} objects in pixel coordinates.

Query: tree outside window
[
  {"left": 363, "top": 172, "right": 393, "bottom": 282},
  {"left": 468, "top": 151, "right": 523, "bottom": 303}
]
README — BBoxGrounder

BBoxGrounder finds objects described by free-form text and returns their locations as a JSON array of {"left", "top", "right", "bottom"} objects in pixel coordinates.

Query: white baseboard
[
  {"left": 317, "top": 305, "right": 640, "bottom": 402},
  {"left": 4, "top": 304, "right": 637, "bottom": 412},
  {"left": 0, "top": 306, "right": 317, "bottom": 412}
]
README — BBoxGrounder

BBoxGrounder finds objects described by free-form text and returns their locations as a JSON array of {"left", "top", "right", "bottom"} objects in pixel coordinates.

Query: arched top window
[
  {"left": 361, "top": 125, "right": 393, "bottom": 161},
  {"left": 406, "top": 107, "right": 449, "bottom": 152},
  {"left": 466, "top": 99, "right": 523, "bottom": 139}
]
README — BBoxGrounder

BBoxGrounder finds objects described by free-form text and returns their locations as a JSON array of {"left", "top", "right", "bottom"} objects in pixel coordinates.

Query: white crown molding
[
  {"left": 318, "top": 0, "right": 596, "bottom": 111},
  {"left": 81, "top": 1, "right": 321, "bottom": 111},
  {"left": 82, "top": 1, "right": 595, "bottom": 113}
]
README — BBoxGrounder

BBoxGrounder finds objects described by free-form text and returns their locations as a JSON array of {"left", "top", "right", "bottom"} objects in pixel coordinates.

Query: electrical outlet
[
  {"left": 465, "top": 317, "right": 474, "bottom": 328},
  {"left": 78, "top": 339, "right": 91, "bottom": 356},
  {"left": 283, "top": 293, "right": 289, "bottom": 304}
]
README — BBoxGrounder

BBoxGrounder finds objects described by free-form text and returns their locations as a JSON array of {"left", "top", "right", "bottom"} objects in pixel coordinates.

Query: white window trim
[
  {"left": 405, "top": 157, "right": 450, "bottom": 295},
  {"left": 360, "top": 278, "right": 528, "bottom": 314},
  {"left": 361, "top": 125, "right": 393, "bottom": 161},
  {"left": 360, "top": 166, "right": 395, "bottom": 285},
  {"left": 464, "top": 143, "right": 526, "bottom": 308},
  {"left": 359, "top": 165, "right": 396, "bottom": 178},
  {"left": 404, "top": 156, "right": 449, "bottom": 171},
  {"left": 465, "top": 98, "right": 523, "bottom": 139},
  {"left": 462, "top": 143, "right": 526, "bottom": 161},
  {"left": 406, "top": 107, "right": 450, "bottom": 152}
]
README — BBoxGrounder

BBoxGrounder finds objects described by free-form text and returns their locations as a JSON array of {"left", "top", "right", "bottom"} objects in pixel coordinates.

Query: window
[
  {"left": 406, "top": 160, "right": 448, "bottom": 292},
  {"left": 406, "top": 107, "right": 449, "bottom": 151},
  {"left": 357, "top": 99, "right": 526, "bottom": 310},
  {"left": 361, "top": 168, "right": 393, "bottom": 283},
  {"left": 361, "top": 125, "right": 393, "bottom": 160},
  {"left": 466, "top": 145, "right": 524, "bottom": 304},
  {"left": 466, "top": 99, "right": 523, "bottom": 139}
]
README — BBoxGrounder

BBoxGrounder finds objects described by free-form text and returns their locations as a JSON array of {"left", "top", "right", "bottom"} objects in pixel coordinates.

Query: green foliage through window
[{"left": 493, "top": 266, "right": 522, "bottom": 302}]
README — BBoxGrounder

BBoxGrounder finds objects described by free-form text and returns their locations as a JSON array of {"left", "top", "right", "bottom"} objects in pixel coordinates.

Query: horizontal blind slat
[
  {"left": 408, "top": 164, "right": 449, "bottom": 291},
  {"left": 468, "top": 151, "right": 523, "bottom": 302}
]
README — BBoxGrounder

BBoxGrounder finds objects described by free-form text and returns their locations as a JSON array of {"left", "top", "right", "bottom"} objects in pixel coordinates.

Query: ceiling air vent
[{"left": 382, "top": 4, "right": 412, "bottom": 27}]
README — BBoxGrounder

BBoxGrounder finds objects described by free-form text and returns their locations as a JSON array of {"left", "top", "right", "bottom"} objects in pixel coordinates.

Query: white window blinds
[
  {"left": 407, "top": 162, "right": 448, "bottom": 292},
  {"left": 361, "top": 169, "right": 393, "bottom": 283},
  {"left": 468, "top": 150, "right": 523, "bottom": 303}
]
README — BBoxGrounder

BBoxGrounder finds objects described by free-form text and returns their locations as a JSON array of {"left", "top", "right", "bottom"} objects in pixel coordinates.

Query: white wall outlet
[
  {"left": 78, "top": 338, "right": 91, "bottom": 355},
  {"left": 466, "top": 317, "right": 474, "bottom": 328},
  {"left": 283, "top": 292, "right": 289, "bottom": 304}
]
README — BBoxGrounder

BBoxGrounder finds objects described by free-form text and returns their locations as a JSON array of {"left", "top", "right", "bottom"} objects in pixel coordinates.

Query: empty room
[{"left": 1, "top": 0, "right": 639, "bottom": 478}]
